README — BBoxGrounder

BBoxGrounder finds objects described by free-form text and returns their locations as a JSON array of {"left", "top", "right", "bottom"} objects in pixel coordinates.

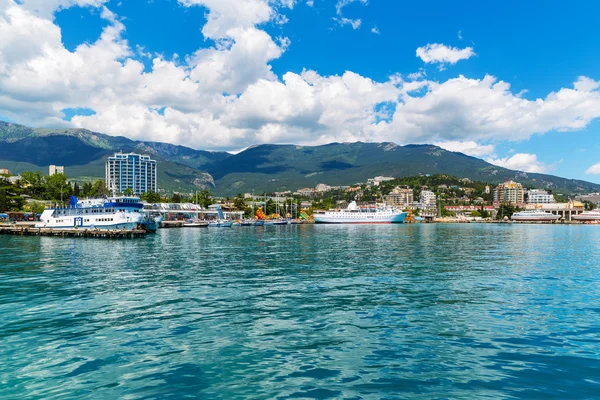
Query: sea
[{"left": 1, "top": 224, "right": 599, "bottom": 399}]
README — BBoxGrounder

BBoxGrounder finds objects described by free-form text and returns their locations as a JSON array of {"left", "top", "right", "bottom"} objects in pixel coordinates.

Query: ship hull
[
  {"left": 511, "top": 216, "right": 561, "bottom": 222},
  {"left": 314, "top": 212, "right": 408, "bottom": 224}
]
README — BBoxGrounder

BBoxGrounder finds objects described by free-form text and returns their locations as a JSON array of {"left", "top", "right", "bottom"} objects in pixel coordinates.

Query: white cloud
[
  {"left": 1, "top": 0, "right": 600, "bottom": 155},
  {"left": 585, "top": 163, "right": 600, "bottom": 175},
  {"left": 434, "top": 141, "right": 495, "bottom": 157},
  {"left": 371, "top": 26, "right": 379, "bottom": 34},
  {"left": 486, "top": 153, "right": 550, "bottom": 173},
  {"left": 334, "top": 0, "right": 367, "bottom": 29},
  {"left": 457, "top": 30, "right": 462, "bottom": 40},
  {"left": 416, "top": 43, "right": 475, "bottom": 66}
]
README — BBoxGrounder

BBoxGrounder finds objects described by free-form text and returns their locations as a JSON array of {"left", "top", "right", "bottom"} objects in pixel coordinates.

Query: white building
[
  {"left": 419, "top": 190, "right": 436, "bottom": 205},
  {"left": 49, "top": 165, "right": 64, "bottom": 176},
  {"left": 106, "top": 152, "right": 157, "bottom": 195},
  {"left": 528, "top": 189, "right": 555, "bottom": 204},
  {"left": 368, "top": 176, "right": 395, "bottom": 187}
]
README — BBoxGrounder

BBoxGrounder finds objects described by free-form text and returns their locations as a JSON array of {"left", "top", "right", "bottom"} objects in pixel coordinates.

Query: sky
[{"left": 1, "top": 0, "right": 599, "bottom": 182}]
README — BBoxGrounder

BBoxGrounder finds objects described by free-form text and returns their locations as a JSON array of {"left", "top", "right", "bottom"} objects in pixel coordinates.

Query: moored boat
[
  {"left": 313, "top": 201, "right": 407, "bottom": 224},
  {"left": 208, "top": 220, "right": 233, "bottom": 227},
  {"left": 572, "top": 209, "right": 600, "bottom": 221},
  {"left": 183, "top": 219, "right": 209, "bottom": 227},
  {"left": 35, "top": 196, "right": 144, "bottom": 230},
  {"left": 511, "top": 210, "right": 561, "bottom": 222}
]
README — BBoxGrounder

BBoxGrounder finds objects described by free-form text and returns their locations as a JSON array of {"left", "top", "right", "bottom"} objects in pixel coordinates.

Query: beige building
[
  {"left": 493, "top": 180, "right": 524, "bottom": 205},
  {"left": 49, "top": 165, "right": 64, "bottom": 176},
  {"left": 384, "top": 186, "right": 414, "bottom": 208}
]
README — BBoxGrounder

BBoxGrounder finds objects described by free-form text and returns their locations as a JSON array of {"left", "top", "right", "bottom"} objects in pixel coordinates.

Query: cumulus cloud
[
  {"left": 1, "top": 0, "right": 600, "bottom": 153},
  {"left": 486, "top": 153, "right": 550, "bottom": 174},
  {"left": 416, "top": 43, "right": 475, "bottom": 66},
  {"left": 434, "top": 141, "right": 495, "bottom": 157},
  {"left": 585, "top": 163, "right": 600, "bottom": 174}
]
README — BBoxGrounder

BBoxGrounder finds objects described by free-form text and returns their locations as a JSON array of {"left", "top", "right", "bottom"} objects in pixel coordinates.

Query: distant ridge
[{"left": 1, "top": 121, "right": 599, "bottom": 196}]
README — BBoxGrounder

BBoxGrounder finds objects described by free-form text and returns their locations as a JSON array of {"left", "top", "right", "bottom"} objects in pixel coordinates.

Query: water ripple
[{"left": 1, "top": 224, "right": 600, "bottom": 399}]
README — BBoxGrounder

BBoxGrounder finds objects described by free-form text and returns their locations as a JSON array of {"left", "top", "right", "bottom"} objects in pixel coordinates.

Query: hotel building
[
  {"left": 105, "top": 152, "right": 157, "bottom": 195},
  {"left": 493, "top": 180, "right": 525, "bottom": 205}
]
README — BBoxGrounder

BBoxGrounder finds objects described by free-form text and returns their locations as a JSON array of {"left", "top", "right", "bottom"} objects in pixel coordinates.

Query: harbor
[{"left": 0, "top": 224, "right": 147, "bottom": 238}]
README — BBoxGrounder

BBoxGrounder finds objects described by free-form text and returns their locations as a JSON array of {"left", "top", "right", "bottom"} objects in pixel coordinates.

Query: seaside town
[{"left": 1, "top": 151, "right": 600, "bottom": 236}]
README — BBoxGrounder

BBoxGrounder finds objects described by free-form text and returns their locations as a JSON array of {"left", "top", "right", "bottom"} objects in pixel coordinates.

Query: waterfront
[{"left": 1, "top": 224, "right": 600, "bottom": 399}]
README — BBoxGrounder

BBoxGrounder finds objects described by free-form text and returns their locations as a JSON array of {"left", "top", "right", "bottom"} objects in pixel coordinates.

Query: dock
[{"left": 0, "top": 225, "right": 146, "bottom": 238}]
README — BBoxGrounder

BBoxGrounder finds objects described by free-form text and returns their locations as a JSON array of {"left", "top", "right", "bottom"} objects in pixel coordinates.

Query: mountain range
[{"left": 1, "top": 121, "right": 598, "bottom": 196}]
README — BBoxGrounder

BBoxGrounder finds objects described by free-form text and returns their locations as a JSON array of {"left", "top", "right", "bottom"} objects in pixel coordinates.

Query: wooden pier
[{"left": 0, "top": 225, "right": 146, "bottom": 238}]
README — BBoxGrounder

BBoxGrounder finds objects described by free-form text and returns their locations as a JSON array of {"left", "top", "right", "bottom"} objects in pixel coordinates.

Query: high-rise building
[
  {"left": 105, "top": 152, "right": 157, "bottom": 195},
  {"left": 384, "top": 186, "right": 414, "bottom": 208},
  {"left": 493, "top": 180, "right": 524, "bottom": 205},
  {"left": 419, "top": 190, "right": 436, "bottom": 205},
  {"left": 49, "top": 165, "right": 64, "bottom": 176}
]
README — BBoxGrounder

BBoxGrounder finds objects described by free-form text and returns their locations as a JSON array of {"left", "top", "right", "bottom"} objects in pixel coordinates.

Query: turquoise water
[{"left": 1, "top": 224, "right": 600, "bottom": 399}]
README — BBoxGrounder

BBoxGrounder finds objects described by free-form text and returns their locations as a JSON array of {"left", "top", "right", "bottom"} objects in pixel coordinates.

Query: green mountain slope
[
  {"left": 1, "top": 121, "right": 599, "bottom": 196},
  {"left": 206, "top": 142, "right": 600, "bottom": 196}
]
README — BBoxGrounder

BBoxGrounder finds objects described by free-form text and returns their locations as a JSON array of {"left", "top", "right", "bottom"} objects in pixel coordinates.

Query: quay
[{"left": 0, "top": 225, "right": 146, "bottom": 239}]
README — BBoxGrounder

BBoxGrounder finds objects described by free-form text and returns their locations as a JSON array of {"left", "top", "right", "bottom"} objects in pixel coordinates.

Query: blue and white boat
[
  {"left": 36, "top": 196, "right": 144, "bottom": 230},
  {"left": 208, "top": 204, "right": 233, "bottom": 227}
]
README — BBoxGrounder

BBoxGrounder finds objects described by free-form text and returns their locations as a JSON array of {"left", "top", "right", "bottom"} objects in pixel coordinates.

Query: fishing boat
[
  {"left": 313, "top": 201, "right": 407, "bottom": 224},
  {"left": 511, "top": 210, "right": 561, "bottom": 222},
  {"left": 36, "top": 196, "right": 144, "bottom": 230}
]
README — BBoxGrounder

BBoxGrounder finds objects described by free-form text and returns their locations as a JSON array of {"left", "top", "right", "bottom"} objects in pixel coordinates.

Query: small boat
[
  {"left": 290, "top": 219, "right": 304, "bottom": 225},
  {"left": 240, "top": 220, "right": 253, "bottom": 226},
  {"left": 252, "top": 220, "right": 265, "bottom": 226},
  {"left": 141, "top": 212, "right": 164, "bottom": 233},
  {"left": 272, "top": 220, "right": 289, "bottom": 225},
  {"left": 183, "top": 219, "right": 209, "bottom": 228},
  {"left": 208, "top": 220, "right": 233, "bottom": 227}
]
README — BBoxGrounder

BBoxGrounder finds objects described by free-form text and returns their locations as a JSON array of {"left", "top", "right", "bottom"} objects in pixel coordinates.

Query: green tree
[
  {"left": 92, "top": 180, "right": 109, "bottom": 197},
  {"left": 141, "top": 191, "right": 161, "bottom": 203},
  {"left": 170, "top": 193, "right": 183, "bottom": 203},
  {"left": 124, "top": 188, "right": 134, "bottom": 196},
  {"left": 45, "top": 173, "right": 72, "bottom": 203},
  {"left": 19, "top": 171, "right": 45, "bottom": 198},
  {"left": 0, "top": 177, "right": 25, "bottom": 211}
]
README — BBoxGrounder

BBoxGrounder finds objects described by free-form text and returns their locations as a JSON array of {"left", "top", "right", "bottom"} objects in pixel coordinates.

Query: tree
[
  {"left": 45, "top": 173, "right": 71, "bottom": 203},
  {"left": 141, "top": 191, "right": 161, "bottom": 203},
  {"left": 124, "top": 188, "right": 134, "bottom": 196},
  {"left": 0, "top": 177, "right": 25, "bottom": 211},
  {"left": 170, "top": 193, "right": 182, "bottom": 203},
  {"left": 19, "top": 171, "right": 45, "bottom": 198},
  {"left": 496, "top": 203, "right": 519, "bottom": 220}
]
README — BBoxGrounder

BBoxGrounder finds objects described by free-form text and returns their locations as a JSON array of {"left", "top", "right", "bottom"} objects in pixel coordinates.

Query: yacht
[
  {"left": 313, "top": 201, "right": 408, "bottom": 224},
  {"left": 36, "top": 196, "right": 144, "bottom": 230},
  {"left": 511, "top": 210, "right": 561, "bottom": 222},
  {"left": 572, "top": 209, "right": 600, "bottom": 221}
]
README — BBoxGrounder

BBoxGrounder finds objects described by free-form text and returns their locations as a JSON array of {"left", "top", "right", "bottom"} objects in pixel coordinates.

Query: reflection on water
[{"left": 1, "top": 224, "right": 600, "bottom": 399}]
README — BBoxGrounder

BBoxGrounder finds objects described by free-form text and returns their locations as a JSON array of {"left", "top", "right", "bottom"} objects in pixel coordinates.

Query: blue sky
[{"left": 1, "top": 0, "right": 599, "bottom": 182}]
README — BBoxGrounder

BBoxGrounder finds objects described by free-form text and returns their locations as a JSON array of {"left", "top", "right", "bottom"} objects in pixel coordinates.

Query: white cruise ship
[
  {"left": 36, "top": 196, "right": 144, "bottom": 230},
  {"left": 572, "top": 209, "right": 600, "bottom": 221},
  {"left": 313, "top": 201, "right": 408, "bottom": 224},
  {"left": 511, "top": 210, "right": 561, "bottom": 222}
]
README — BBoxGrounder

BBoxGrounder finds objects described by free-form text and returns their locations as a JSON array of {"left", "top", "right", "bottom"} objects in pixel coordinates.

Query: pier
[{"left": 0, "top": 225, "right": 146, "bottom": 239}]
